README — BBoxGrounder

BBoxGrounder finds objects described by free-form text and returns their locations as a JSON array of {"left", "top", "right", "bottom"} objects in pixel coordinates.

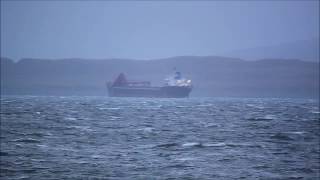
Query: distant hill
[
  {"left": 1, "top": 56, "right": 319, "bottom": 98},
  {"left": 221, "top": 38, "right": 319, "bottom": 62}
]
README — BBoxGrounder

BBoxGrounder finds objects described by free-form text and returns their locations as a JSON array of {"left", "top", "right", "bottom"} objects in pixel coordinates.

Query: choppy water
[{"left": 1, "top": 96, "right": 319, "bottom": 179}]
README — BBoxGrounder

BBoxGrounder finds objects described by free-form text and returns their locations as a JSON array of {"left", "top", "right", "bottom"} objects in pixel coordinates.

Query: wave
[
  {"left": 203, "top": 123, "right": 220, "bottom": 128},
  {"left": 165, "top": 164, "right": 193, "bottom": 169},
  {"left": 13, "top": 138, "right": 41, "bottom": 143},
  {"left": 99, "top": 107, "right": 121, "bottom": 110},
  {"left": 195, "top": 104, "right": 213, "bottom": 107},
  {"left": 68, "top": 125, "right": 92, "bottom": 132},
  {"left": 26, "top": 132, "right": 48, "bottom": 137},
  {"left": 0, "top": 151, "right": 10, "bottom": 156},
  {"left": 270, "top": 133, "right": 294, "bottom": 141},
  {"left": 225, "top": 143, "right": 262, "bottom": 148},
  {"left": 155, "top": 143, "right": 179, "bottom": 148},
  {"left": 154, "top": 142, "right": 260, "bottom": 149},
  {"left": 182, "top": 142, "right": 202, "bottom": 147},
  {"left": 286, "top": 131, "right": 306, "bottom": 135},
  {"left": 109, "top": 116, "right": 121, "bottom": 120},
  {"left": 202, "top": 142, "right": 227, "bottom": 147},
  {"left": 310, "top": 111, "right": 320, "bottom": 114},
  {"left": 138, "top": 127, "right": 155, "bottom": 133},
  {"left": 176, "top": 157, "right": 197, "bottom": 161},
  {"left": 246, "top": 104, "right": 265, "bottom": 109},
  {"left": 181, "top": 142, "right": 260, "bottom": 148},
  {"left": 64, "top": 117, "right": 77, "bottom": 121},
  {"left": 247, "top": 115, "right": 276, "bottom": 121}
]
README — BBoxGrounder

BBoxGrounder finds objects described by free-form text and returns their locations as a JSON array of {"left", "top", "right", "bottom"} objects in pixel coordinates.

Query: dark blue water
[{"left": 1, "top": 96, "right": 319, "bottom": 179}]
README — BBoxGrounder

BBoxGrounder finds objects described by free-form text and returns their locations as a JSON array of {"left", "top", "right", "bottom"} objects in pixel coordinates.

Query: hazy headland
[{"left": 1, "top": 56, "right": 318, "bottom": 98}]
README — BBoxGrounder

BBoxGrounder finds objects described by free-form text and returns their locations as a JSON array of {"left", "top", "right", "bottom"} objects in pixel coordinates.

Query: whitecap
[
  {"left": 109, "top": 116, "right": 121, "bottom": 120},
  {"left": 246, "top": 104, "right": 256, "bottom": 107},
  {"left": 246, "top": 104, "right": 264, "bottom": 109},
  {"left": 286, "top": 131, "right": 306, "bottom": 135},
  {"left": 64, "top": 117, "right": 77, "bottom": 121},
  {"left": 196, "top": 104, "right": 213, "bottom": 107},
  {"left": 36, "top": 144, "right": 49, "bottom": 148},
  {"left": 202, "top": 142, "right": 226, "bottom": 147},
  {"left": 263, "top": 115, "right": 276, "bottom": 120},
  {"left": 204, "top": 123, "right": 220, "bottom": 128},
  {"left": 139, "top": 127, "right": 154, "bottom": 133},
  {"left": 182, "top": 142, "right": 202, "bottom": 147},
  {"left": 15, "top": 143, "right": 23, "bottom": 147},
  {"left": 98, "top": 108, "right": 108, "bottom": 110},
  {"left": 45, "top": 132, "right": 53, "bottom": 136},
  {"left": 176, "top": 106, "right": 188, "bottom": 108},
  {"left": 101, "top": 107, "right": 121, "bottom": 110},
  {"left": 176, "top": 157, "right": 197, "bottom": 161},
  {"left": 310, "top": 111, "right": 320, "bottom": 114},
  {"left": 16, "top": 175, "right": 30, "bottom": 179},
  {"left": 248, "top": 115, "right": 276, "bottom": 121}
]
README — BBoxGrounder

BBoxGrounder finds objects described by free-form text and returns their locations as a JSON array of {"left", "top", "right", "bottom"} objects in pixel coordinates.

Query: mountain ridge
[{"left": 221, "top": 38, "right": 319, "bottom": 62}]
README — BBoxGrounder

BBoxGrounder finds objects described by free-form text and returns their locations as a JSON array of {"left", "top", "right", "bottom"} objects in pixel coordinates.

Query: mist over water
[{"left": 1, "top": 96, "right": 319, "bottom": 179}]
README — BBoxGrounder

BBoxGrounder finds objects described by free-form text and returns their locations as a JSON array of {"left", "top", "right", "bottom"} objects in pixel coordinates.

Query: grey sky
[{"left": 1, "top": 1, "right": 319, "bottom": 60}]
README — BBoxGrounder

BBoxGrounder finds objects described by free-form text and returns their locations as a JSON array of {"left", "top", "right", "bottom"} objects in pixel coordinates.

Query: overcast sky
[{"left": 1, "top": 1, "right": 319, "bottom": 61}]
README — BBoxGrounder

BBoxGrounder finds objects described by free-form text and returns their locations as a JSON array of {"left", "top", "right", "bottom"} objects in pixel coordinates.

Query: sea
[{"left": 0, "top": 96, "right": 319, "bottom": 179}]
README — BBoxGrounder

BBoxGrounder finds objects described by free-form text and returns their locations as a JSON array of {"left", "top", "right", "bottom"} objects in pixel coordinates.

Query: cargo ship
[{"left": 107, "top": 71, "right": 192, "bottom": 98}]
